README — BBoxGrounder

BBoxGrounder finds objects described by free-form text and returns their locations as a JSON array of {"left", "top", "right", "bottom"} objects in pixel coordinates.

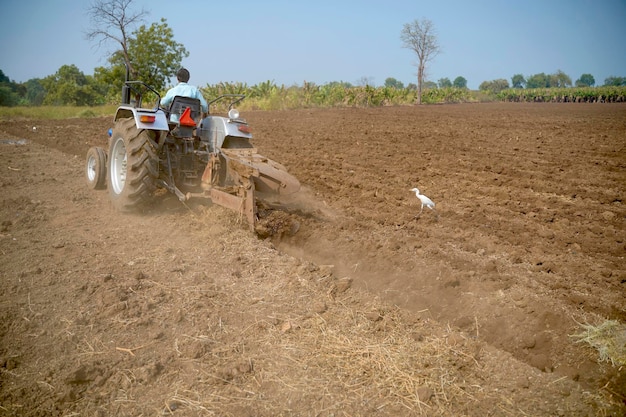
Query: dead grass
[
  {"left": 572, "top": 319, "right": 626, "bottom": 367},
  {"left": 158, "top": 207, "right": 487, "bottom": 414},
  {"left": 137, "top": 205, "right": 617, "bottom": 416}
]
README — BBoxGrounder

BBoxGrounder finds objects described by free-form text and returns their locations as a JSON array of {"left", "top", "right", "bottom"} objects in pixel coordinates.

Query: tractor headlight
[{"left": 228, "top": 109, "right": 240, "bottom": 120}]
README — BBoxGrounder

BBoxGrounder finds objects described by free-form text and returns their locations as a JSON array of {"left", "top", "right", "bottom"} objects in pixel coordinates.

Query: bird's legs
[{"left": 414, "top": 204, "right": 424, "bottom": 219}]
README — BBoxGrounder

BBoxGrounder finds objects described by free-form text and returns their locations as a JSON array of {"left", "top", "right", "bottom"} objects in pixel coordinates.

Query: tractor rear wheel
[
  {"left": 86, "top": 146, "right": 107, "bottom": 190},
  {"left": 107, "top": 118, "right": 159, "bottom": 211}
]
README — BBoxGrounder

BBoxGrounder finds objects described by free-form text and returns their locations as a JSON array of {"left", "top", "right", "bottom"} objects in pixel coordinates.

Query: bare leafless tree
[
  {"left": 84, "top": 0, "right": 148, "bottom": 77},
  {"left": 357, "top": 76, "right": 375, "bottom": 87},
  {"left": 400, "top": 19, "right": 441, "bottom": 104}
]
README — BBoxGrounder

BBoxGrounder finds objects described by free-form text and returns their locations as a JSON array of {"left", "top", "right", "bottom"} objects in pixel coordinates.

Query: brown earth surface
[{"left": 1, "top": 102, "right": 625, "bottom": 416}]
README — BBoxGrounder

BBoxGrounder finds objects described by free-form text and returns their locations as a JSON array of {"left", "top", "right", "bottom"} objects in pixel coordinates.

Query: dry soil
[{"left": 1, "top": 102, "right": 625, "bottom": 416}]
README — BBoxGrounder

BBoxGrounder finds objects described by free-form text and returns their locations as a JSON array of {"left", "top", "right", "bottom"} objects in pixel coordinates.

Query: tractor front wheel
[{"left": 107, "top": 118, "right": 159, "bottom": 211}]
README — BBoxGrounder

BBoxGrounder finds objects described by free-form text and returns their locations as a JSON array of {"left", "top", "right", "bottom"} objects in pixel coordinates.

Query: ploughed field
[{"left": 1, "top": 102, "right": 625, "bottom": 416}]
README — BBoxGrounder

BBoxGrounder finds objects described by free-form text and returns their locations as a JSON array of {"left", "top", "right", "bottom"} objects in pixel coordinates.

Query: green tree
[
  {"left": 124, "top": 18, "right": 188, "bottom": 90},
  {"left": 0, "top": 69, "right": 20, "bottom": 106},
  {"left": 0, "top": 86, "right": 19, "bottom": 106},
  {"left": 604, "top": 76, "right": 626, "bottom": 86},
  {"left": 24, "top": 79, "right": 45, "bottom": 105},
  {"left": 525, "top": 72, "right": 548, "bottom": 88},
  {"left": 93, "top": 64, "right": 128, "bottom": 103},
  {"left": 549, "top": 70, "right": 572, "bottom": 88},
  {"left": 384, "top": 77, "right": 405, "bottom": 89},
  {"left": 511, "top": 74, "right": 525, "bottom": 88},
  {"left": 423, "top": 81, "right": 437, "bottom": 89},
  {"left": 526, "top": 71, "right": 572, "bottom": 88},
  {"left": 400, "top": 18, "right": 441, "bottom": 104},
  {"left": 96, "top": 17, "right": 188, "bottom": 101},
  {"left": 453, "top": 76, "right": 467, "bottom": 89},
  {"left": 479, "top": 79, "right": 509, "bottom": 93},
  {"left": 437, "top": 77, "right": 452, "bottom": 88},
  {"left": 0, "top": 69, "right": 10, "bottom": 84},
  {"left": 40, "top": 64, "right": 103, "bottom": 106},
  {"left": 575, "top": 73, "right": 595, "bottom": 87}
]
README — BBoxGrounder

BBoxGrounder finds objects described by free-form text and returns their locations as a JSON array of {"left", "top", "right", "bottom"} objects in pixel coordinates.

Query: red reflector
[
  {"left": 140, "top": 115, "right": 156, "bottom": 123},
  {"left": 238, "top": 124, "right": 251, "bottom": 134},
  {"left": 179, "top": 107, "right": 196, "bottom": 127}
]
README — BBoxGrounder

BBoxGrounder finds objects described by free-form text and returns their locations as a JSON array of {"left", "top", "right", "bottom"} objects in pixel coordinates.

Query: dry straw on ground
[{"left": 572, "top": 319, "right": 626, "bottom": 367}]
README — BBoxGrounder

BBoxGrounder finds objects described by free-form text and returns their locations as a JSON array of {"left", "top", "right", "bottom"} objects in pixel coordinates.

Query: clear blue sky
[{"left": 1, "top": 0, "right": 625, "bottom": 90}]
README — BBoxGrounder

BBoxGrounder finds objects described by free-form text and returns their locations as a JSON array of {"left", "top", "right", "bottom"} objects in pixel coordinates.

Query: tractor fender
[
  {"left": 114, "top": 106, "right": 170, "bottom": 131},
  {"left": 199, "top": 115, "right": 253, "bottom": 150}
]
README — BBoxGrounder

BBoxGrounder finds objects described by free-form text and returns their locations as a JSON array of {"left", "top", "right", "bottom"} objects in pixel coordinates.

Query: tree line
[
  {"left": 4, "top": 65, "right": 624, "bottom": 108},
  {"left": 479, "top": 71, "right": 626, "bottom": 94}
]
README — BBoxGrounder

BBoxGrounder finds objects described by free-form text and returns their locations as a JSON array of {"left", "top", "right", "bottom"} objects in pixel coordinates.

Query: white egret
[{"left": 410, "top": 188, "right": 436, "bottom": 216}]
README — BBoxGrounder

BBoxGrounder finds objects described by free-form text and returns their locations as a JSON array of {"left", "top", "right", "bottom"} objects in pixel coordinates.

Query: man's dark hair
[{"left": 177, "top": 68, "right": 190, "bottom": 83}]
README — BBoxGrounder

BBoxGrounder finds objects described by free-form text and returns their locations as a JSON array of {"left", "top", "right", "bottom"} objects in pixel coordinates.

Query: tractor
[{"left": 85, "top": 72, "right": 300, "bottom": 230}]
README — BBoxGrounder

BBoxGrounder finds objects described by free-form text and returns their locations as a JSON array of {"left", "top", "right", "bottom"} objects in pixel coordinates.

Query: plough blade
[
  {"left": 207, "top": 187, "right": 256, "bottom": 230},
  {"left": 199, "top": 149, "right": 300, "bottom": 231}
]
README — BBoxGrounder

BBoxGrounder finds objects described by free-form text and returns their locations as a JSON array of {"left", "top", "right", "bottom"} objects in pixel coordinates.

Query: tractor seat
[{"left": 167, "top": 96, "right": 202, "bottom": 125}]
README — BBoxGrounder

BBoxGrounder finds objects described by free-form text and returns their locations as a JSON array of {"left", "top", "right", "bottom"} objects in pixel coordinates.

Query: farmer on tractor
[
  {"left": 161, "top": 68, "right": 208, "bottom": 122},
  {"left": 85, "top": 63, "right": 300, "bottom": 231}
]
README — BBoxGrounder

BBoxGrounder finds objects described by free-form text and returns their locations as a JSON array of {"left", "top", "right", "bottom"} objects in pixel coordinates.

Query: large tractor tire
[
  {"left": 86, "top": 146, "right": 107, "bottom": 190},
  {"left": 107, "top": 118, "right": 159, "bottom": 212}
]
